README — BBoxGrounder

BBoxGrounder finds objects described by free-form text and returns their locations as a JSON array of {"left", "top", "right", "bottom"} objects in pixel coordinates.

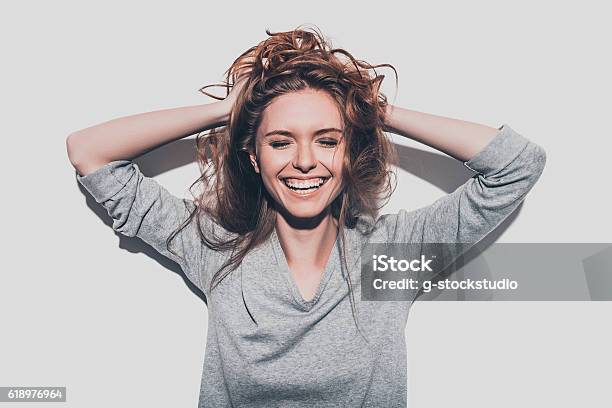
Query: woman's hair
[{"left": 168, "top": 25, "right": 398, "bottom": 338}]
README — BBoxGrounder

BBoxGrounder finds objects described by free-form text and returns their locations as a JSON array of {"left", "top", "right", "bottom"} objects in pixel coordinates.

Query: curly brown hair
[{"left": 168, "top": 25, "right": 398, "bottom": 337}]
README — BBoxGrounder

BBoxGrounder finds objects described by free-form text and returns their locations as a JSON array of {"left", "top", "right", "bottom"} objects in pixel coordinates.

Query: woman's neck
[{"left": 274, "top": 212, "right": 338, "bottom": 271}]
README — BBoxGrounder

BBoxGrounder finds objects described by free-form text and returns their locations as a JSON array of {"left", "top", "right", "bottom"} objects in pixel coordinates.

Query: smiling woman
[
  {"left": 191, "top": 27, "right": 398, "bottom": 334},
  {"left": 68, "top": 24, "right": 546, "bottom": 407},
  {"left": 251, "top": 89, "right": 346, "bottom": 220}
]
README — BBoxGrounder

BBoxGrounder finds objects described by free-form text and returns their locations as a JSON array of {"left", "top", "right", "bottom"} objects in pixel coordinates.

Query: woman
[{"left": 67, "top": 26, "right": 546, "bottom": 407}]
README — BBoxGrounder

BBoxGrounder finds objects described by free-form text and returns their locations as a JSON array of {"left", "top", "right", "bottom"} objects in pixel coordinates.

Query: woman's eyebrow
[{"left": 263, "top": 128, "right": 344, "bottom": 138}]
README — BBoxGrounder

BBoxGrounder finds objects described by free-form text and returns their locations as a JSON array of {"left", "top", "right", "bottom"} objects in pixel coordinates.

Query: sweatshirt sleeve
[
  {"left": 76, "top": 160, "right": 206, "bottom": 292},
  {"left": 380, "top": 123, "right": 547, "bottom": 244}
]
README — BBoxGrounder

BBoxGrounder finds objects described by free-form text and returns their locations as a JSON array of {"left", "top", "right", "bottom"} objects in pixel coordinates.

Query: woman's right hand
[
  {"left": 219, "top": 74, "right": 249, "bottom": 120},
  {"left": 218, "top": 56, "right": 269, "bottom": 121}
]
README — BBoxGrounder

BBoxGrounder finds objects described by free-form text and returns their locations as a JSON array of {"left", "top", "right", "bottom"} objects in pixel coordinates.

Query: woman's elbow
[{"left": 66, "top": 133, "right": 106, "bottom": 177}]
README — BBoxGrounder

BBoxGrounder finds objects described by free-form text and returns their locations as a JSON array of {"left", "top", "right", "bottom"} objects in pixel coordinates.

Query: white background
[{"left": 2, "top": 0, "right": 611, "bottom": 406}]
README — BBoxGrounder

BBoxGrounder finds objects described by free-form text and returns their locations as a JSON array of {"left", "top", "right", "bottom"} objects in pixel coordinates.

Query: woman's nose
[{"left": 292, "top": 144, "right": 317, "bottom": 172}]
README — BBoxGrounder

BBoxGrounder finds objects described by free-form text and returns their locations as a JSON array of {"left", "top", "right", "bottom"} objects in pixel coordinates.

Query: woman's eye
[
  {"left": 319, "top": 139, "right": 338, "bottom": 148},
  {"left": 268, "top": 139, "right": 338, "bottom": 149},
  {"left": 270, "top": 141, "right": 290, "bottom": 149}
]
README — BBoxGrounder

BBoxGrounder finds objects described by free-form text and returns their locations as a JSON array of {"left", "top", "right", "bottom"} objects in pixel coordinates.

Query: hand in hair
[{"left": 219, "top": 55, "right": 270, "bottom": 120}]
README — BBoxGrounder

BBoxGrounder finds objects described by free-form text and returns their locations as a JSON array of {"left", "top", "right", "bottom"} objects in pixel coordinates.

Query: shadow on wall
[{"left": 76, "top": 138, "right": 524, "bottom": 304}]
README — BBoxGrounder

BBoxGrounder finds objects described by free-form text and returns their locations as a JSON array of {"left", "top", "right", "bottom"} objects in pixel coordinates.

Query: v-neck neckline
[{"left": 270, "top": 227, "right": 339, "bottom": 310}]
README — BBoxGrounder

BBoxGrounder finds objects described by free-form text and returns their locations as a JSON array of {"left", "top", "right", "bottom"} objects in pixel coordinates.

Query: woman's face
[{"left": 250, "top": 88, "right": 346, "bottom": 221}]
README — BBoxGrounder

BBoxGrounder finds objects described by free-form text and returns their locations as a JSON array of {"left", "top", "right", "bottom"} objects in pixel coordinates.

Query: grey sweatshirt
[{"left": 76, "top": 123, "right": 546, "bottom": 407}]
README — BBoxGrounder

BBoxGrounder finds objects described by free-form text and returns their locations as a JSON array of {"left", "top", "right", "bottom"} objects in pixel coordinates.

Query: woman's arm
[
  {"left": 69, "top": 98, "right": 232, "bottom": 293},
  {"left": 379, "top": 103, "right": 546, "bottom": 246},
  {"left": 67, "top": 78, "right": 248, "bottom": 293},
  {"left": 66, "top": 101, "right": 229, "bottom": 177},
  {"left": 384, "top": 104, "right": 499, "bottom": 162},
  {"left": 67, "top": 100, "right": 230, "bottom": 292}
]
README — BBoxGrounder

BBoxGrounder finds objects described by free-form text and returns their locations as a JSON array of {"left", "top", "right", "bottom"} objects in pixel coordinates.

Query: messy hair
[{"left": 169, "top": 25, "right": 398, "bottom": 338}]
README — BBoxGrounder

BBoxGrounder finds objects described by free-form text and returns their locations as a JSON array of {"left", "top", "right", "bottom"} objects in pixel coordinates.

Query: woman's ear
[{"left": 248, "top": 151, "right": 260, "bottom": 173}]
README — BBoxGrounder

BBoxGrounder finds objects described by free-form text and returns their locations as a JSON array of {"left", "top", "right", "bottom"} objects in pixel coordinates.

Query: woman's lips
[
  {"left": 280, "top": 177, "right": 330, "bottom": 195},
  {"left": 283, "top": 177, "right": 327, "bottom": 188}
]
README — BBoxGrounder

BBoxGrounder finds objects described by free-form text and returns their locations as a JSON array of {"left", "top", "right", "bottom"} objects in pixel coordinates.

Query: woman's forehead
[{"left": 258, "top": 89, "right": 343, "bottom": 135}]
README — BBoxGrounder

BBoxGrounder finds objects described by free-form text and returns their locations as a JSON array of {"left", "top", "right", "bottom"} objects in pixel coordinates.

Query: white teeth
[{"left": 283, "top": 178, "right": 325, "bottom": 189}]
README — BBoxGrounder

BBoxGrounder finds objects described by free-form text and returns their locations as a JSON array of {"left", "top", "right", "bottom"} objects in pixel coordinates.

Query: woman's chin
[{"left": 275, "top": 204, "right": 332, "bottom": 227}]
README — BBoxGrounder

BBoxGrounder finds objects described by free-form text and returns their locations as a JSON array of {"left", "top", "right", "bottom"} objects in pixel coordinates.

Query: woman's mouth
[{"left": 281, "top": 177, "right": 330, "bottom": 195}]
